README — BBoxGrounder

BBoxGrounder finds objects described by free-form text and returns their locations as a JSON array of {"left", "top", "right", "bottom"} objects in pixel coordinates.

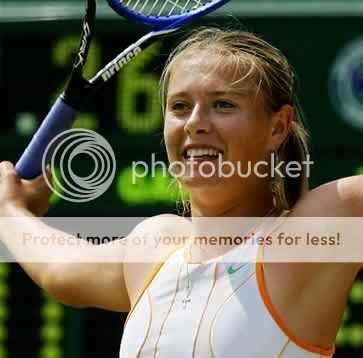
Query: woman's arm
[
  {"left": 288, "top": 174, "right": 363, "bottom": 272},
  {"left": 293, "top": 175, "right": 363, "bottom": 217},
  {"left": 0, "top": 204, "right": 131, "bottom": 312},
  {"left": 0, "top": 161, "right": 132, "bottom": 311},
  {"left": 0, "top": 161, "right": 189, "bottom": 312}
]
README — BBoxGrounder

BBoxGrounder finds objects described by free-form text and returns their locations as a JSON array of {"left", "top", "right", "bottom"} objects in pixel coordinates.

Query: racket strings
[{"left": 122, "top": 0, "right": 208, "bottom": 17}]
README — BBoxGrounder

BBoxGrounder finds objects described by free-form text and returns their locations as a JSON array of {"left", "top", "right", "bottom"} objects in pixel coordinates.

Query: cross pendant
[{"left": 182, "top": 297, "right": 191, "bottom": 309}]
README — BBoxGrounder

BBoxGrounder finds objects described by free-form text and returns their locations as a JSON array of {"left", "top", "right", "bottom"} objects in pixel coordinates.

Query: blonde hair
[{"left": 160, "top": 27, "right": 309, "bottom": 212}]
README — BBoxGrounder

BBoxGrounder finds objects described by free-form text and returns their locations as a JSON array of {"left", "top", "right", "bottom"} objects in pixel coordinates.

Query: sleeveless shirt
[{"left": 120, "top": 216, "right": 335, "bottom": 358}]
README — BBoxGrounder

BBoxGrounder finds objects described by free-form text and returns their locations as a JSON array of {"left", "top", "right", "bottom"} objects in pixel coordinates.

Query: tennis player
[{"left": 1, "top": 28, "right": 363, "bottom": 357}]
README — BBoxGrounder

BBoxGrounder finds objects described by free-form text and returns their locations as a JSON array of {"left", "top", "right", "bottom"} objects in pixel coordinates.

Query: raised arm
[
  {"left": 0, "top": 161, "right": 133, "bottom": 311},
  {"left": 0, "top": 162, "right": 189, "bottom": 312}
]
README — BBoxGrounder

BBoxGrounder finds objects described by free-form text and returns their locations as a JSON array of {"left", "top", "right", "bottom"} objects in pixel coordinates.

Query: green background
[{"left": 0, "top": 1, "right": 363, "bottom": 357}]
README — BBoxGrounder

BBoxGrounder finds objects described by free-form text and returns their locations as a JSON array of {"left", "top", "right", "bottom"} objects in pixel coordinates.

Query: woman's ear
[{"left": 270, "top": 104, "right": 294, "bottom": 151}]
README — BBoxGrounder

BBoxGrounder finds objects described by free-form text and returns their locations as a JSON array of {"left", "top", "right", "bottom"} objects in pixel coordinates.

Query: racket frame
[{"left": 107, "top": 0, "right": 230, "bottom": 28}]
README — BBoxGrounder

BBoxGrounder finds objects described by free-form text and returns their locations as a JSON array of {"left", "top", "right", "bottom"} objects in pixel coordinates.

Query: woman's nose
[{"left": 184, "top": 105, "right": 211, "bottom": 135}]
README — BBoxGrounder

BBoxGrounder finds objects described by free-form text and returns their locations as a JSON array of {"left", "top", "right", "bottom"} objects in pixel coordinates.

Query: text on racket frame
[{"left": 101, "top": 47, "right": 142, "bottom": 82}]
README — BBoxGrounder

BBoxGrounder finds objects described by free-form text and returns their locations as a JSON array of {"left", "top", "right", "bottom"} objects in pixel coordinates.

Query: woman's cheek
[{"left": 164, "top": 122, "right": 181, "bottom": 161}]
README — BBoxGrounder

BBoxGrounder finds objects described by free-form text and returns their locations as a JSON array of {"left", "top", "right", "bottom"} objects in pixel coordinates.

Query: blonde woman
[{"left": 0, "top": 28, "right": 362, "bottom": 357}]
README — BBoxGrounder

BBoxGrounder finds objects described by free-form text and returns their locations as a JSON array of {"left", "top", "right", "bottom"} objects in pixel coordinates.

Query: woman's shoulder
[{"left": 123, "top": 213, "right": 191, "bottom": 306}]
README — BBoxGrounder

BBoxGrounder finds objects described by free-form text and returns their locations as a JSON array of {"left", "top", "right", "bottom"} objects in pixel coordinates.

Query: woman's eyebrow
[
  {"left": 167, "top": 91, "right": 189, "bottom": 99},
  {"left": 167, "top": 90, "right": 250, "bottom": 99},
  {"left": 209, "top": 90, "right": 251, "bottom": 97}
]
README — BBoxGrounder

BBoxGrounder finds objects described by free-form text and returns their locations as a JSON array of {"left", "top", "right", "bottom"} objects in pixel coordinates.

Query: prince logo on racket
[
  {"left": 74, "top": 23, "right": 92, "bottom": 68},
  {"left": 101, "top": 47, "right": 142, "bottom": 82}
]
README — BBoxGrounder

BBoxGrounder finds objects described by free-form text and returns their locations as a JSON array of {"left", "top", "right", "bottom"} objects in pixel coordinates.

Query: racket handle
[{"left": 16, "top": 97, "right": 79, "bottom": 179}]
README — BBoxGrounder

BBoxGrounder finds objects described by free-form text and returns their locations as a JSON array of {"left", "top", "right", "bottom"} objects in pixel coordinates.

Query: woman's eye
[
  {"left": 171, "top": 102, "right": 190, "bottom": 112},
  {"left": 215, "top": 101, "right": 236, "bottom": 110}
]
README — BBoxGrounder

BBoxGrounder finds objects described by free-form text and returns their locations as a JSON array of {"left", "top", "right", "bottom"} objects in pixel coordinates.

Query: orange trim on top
[{"left": 256, "top": 246, "right": 335, "bottom": 357}]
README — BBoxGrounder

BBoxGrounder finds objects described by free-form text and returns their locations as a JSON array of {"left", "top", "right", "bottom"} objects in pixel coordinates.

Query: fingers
[
  {"left": 34, "top": 164, "right": 52, "bottom": 182},
  {"left": 32, "top": 165, "right": 53, "bottom": 192},
  {"left": 0, "top": 161, "right": 18, "bottom": 181},
  {"left": 42, "top": 166, "right": 54, "bottom": 194},
  {"left": 44, "top": 164, "right": 52, "bottom": 182},
  {"left": 0, "top": 162, "right": 19, "bottom": 197}
]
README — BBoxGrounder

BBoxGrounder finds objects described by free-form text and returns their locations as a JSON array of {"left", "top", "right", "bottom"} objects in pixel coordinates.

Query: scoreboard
[
  {"left": 1, "top": 2, "right": 363, "bottom": 357},
  {"left": 0, "top": 25, "right": 177, "bottom": 216},
  {"left": 1, "top": 21, "right": 363, "bottom": 215}
]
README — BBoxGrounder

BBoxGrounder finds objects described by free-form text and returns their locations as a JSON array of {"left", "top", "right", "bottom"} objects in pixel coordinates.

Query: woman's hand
[{"left": 0, "top": 161, "right": 53, "bottom": 217}]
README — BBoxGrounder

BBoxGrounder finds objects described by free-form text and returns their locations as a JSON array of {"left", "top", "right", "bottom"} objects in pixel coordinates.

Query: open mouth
[{"left": 183, "top": 148, "right": 224, "bottom": 160}]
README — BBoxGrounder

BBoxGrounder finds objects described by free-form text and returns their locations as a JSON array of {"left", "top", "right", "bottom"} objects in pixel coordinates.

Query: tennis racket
[{"left": 15, "top": 0, "right": 230, "bottom": 179}]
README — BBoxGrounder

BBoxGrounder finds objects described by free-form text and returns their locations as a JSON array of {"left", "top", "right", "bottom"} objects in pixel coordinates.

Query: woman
[{"left": 0, "top": 27, "right": 362, "bottom": 357}]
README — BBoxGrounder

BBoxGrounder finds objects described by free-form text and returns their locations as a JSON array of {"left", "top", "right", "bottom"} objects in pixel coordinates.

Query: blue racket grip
[{"left": 16, "top": 97, "right": 79, "bottom": 179}]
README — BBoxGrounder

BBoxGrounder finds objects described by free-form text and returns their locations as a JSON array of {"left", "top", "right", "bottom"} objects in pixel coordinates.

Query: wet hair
[{"left": 161, "top": 27, "right": 309, "bottom": 212}]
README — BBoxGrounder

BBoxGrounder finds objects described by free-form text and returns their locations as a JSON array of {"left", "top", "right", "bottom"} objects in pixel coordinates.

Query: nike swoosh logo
[{"left": 227, "top": 263, "right": 247, "bottom": 274}]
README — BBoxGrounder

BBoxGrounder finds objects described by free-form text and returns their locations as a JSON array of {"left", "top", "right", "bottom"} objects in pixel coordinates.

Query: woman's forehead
[{"left": 168, "top": 55, "right": 258, "bottom": 96}]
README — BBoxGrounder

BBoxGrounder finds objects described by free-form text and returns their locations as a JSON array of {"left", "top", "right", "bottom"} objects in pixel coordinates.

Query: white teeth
[{"left": 186, "top": 148, "right": 221, "bottom": 158}]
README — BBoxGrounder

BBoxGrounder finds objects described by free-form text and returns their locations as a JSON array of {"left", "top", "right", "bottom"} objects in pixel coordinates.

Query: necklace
[
  {"left": 181, "top": 207, "right": 278, "bottom": 308},
  {"left": 182, "top": 259, "right": 192, "bottom": 309}
]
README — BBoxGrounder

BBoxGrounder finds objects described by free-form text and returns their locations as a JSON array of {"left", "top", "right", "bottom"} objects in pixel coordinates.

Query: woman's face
[{"left": 164, "top": 54, "right": 281, "bottom": 190}]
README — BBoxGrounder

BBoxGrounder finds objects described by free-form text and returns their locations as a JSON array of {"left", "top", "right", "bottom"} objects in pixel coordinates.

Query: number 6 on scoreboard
[{"left": 15, "top": 0, "right": 230, "bottom": 180}]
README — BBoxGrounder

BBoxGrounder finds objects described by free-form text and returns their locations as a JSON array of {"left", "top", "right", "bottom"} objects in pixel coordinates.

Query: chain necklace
[
  {"left": 182, "top": 256, "right": 193, "bottom": 309},
  {"left": 181, "top": 207, "right": 278, "bottom": 309}
]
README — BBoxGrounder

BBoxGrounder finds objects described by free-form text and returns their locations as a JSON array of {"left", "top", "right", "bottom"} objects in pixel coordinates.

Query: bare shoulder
[
  {"left": 290, "top": 175, "right": 363, "bottom": 217},
  {"left": 123, "top": 214, "right": 191, "bottom": 306}
]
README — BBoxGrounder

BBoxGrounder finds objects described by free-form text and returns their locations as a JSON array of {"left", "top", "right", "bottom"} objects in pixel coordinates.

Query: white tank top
[{"left": 120, "top": 218, "right": 335, "bottom": 358}]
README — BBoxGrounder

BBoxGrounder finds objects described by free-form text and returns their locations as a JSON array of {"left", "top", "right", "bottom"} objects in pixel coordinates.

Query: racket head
[{"left": 107, "top": 0, "right": 230, "bottom": 29}]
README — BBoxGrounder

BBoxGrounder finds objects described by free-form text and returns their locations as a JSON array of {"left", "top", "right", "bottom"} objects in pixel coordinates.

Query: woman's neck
[
  {"left": 186, "top": 205, "right": 279, "bottom": 263},
  {"left": 189, "top": 183, "right": 275, "bottom": 218}
]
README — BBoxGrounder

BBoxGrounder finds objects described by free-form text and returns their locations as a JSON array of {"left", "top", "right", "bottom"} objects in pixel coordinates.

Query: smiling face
[
  {"left": 164, "top": 53, "right": 279, "bottom": 192},
  {"left": 160, "top": 29, "right": 305, "bottom": 215}
]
